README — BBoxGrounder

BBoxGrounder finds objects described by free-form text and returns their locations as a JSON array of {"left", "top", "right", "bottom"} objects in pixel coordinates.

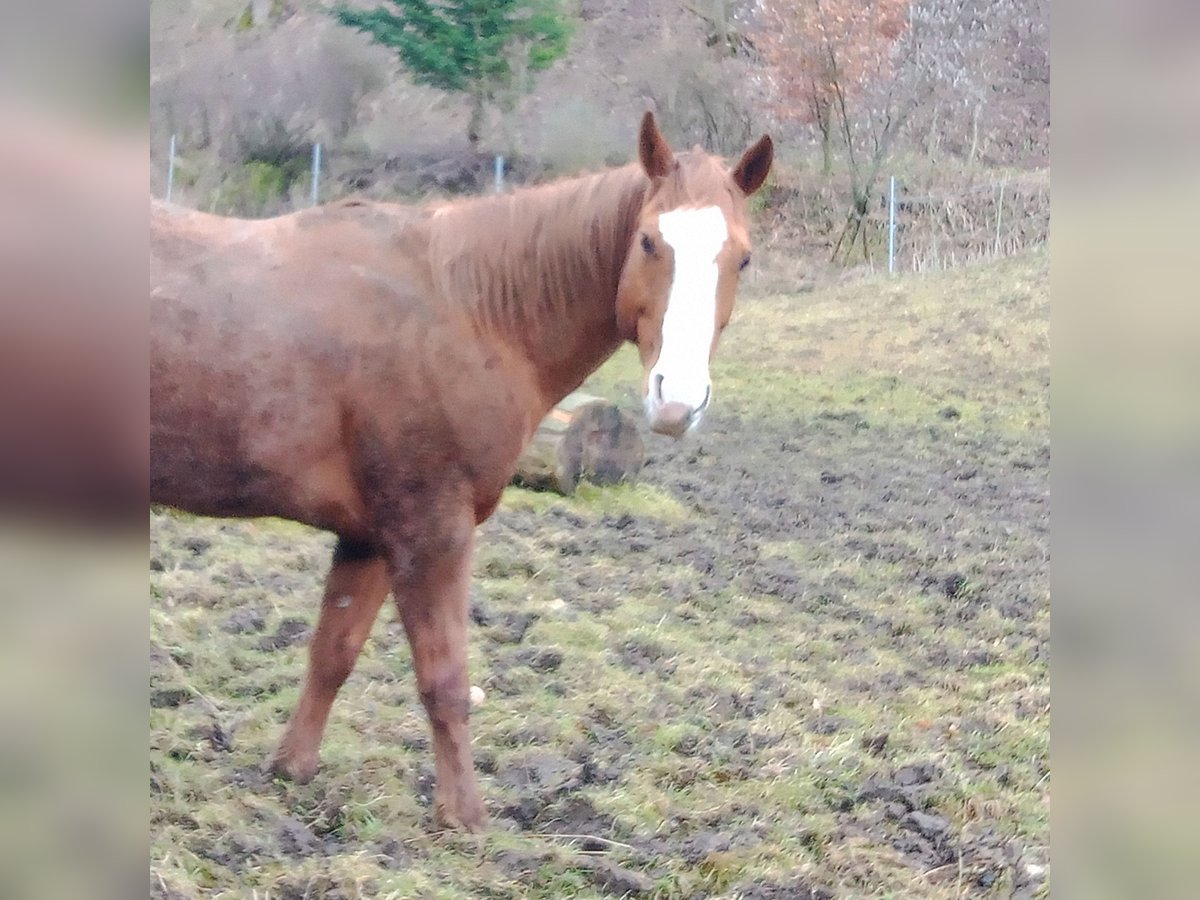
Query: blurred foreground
[{"left": 0, "top": 1, "right": 147, "bottom": 894}]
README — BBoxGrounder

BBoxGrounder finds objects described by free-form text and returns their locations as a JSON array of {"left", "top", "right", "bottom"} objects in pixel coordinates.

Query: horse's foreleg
[
  {"left": 393, "top": 517, "right": 485, "bottom": 832},
  {"left": 268, "top": 537, "right": 390, "bottom": 783}
]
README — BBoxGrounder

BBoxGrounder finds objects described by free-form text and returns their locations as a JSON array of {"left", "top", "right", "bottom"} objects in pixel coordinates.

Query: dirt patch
[
  {"left": 576, "top": 856, "right": 655, "bottom": 896},
  {"left": 733, "top": 880, "right": 835, "bottom": 900},
  {"left": 257, "top": 617, "right": 311, "bottom": 651}
]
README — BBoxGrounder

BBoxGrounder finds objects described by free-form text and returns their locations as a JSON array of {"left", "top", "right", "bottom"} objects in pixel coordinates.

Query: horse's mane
[
  {"left": 424, "top": 164, "right": 649, "bottom": 346},
  {"left": 423, "top": 150, "right": 741, "bottom": 354}
]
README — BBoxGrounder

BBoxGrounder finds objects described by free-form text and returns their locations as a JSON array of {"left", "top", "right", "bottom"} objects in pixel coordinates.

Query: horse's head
[{"left": 616, "top": 112, "right": 773, "bottom": 438}]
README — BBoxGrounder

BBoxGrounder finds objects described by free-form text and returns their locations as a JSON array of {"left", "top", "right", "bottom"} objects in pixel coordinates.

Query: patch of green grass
[
  {"left": 500, "top": 480, "right": 689, "bottom": 522},
  {"left": 722, "top": 251, "right": 1048, "bottom": 434},
  {"left": 573, "top": 480, "right": 690, "bottom": 520},
  {"left": 496, "top": 486, "right": 560, "bottom": 517},
  {"left": 575, "top": 253, "right": 1047, "bottom": 448},
  {"left": 581, "top": 343, "right": 642, "bottom": 403}
]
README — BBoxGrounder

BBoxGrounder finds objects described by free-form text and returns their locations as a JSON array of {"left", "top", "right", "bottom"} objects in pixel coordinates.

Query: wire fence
[
  {"left": 885, "top": 175, "right": 1049, "bottom": 273},
  {"left": 162, "top": 135, "right": 512, "bottom": 213},
  {"left": 160, "top": 134, "right": 1047, "bottom": 276},
  {"left": 762, "top": 169, "right": 1048, "bottom": 275}
]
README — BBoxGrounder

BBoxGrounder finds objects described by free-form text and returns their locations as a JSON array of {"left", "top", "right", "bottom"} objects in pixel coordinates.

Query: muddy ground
[{"left": 151, "top": 253, "right": 1049, "bottom": 898}]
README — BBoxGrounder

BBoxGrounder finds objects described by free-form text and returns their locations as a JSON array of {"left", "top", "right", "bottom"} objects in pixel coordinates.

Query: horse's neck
[{"left": 427, "top": 166, "right": 646, "bottom": 416}]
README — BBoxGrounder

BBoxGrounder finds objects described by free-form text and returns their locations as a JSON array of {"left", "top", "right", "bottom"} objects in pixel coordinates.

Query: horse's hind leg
[
  {"left": 268, "top": 537, "right": 390, "bottom": 783},
  {"left": 391, "top": 512, "right": 486, "bottom": 832}
]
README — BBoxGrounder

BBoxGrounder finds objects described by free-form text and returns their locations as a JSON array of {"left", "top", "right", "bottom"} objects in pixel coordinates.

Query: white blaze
[{"left": 649, "top": 205, "right": 729, "bottom": 418}]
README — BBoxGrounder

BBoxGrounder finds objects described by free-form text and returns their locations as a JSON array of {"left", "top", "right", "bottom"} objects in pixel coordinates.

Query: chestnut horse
[{"left": 151, "top": 112, "right": 772, "bottom": 831}]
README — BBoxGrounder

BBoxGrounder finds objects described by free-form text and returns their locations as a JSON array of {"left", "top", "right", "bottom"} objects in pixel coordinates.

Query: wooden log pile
[{"left": 512, "top": 392, "right": 644, "bottom": 495}]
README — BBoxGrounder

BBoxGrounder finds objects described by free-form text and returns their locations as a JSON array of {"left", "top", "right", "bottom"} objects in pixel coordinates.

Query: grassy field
[{"left": 150, "top": 251, "right": 1049, "bottom": 899}]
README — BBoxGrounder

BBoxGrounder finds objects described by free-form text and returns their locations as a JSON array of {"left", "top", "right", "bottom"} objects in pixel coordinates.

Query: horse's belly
[
  {"left": 149, "top": 404, "right": 284, "bottom": 519},
  {"left": 150, "top": 421, "right": 367, "bottom": 536},
  {"left": 150, "top": 348, "right": 366, "bottom": 535}
]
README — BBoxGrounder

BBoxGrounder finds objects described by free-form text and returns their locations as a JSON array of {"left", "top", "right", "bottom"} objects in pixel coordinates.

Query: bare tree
[
  {"left": 153, "top": 17, "right": 387, "bottom": 167},
  {"left": 757, "top": 0, "right": 1047, "bottom": 263},
  {"left": 757, "top": 0, "right": 909, "bottom": 260}
]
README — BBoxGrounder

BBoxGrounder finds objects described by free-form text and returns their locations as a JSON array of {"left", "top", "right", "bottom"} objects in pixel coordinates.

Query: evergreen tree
[{"left": 334, "top": 0, "right": 571, "bottom": 148}]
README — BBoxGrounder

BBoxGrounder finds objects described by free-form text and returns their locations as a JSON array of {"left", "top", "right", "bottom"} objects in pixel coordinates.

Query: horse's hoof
[
  {"left": 435, "top": 799, "right": 488, "bottom": 834},
  {"left": 265, "top": 751, "right": 319, "bottom": 784}
]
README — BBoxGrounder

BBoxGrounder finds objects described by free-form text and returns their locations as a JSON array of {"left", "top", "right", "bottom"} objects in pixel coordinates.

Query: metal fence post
[
  {"left": 311, "top": 143, "right": 322, "bottom": 206},
  {"left": 166, "top": 134, "right": 176, "bottom": 203},
  {"left": 994, "top": 179, "right": 1006, "bottom": 256},
  {"left": 494, "top": 155, "right": 505, "bottom": 193},
  {"left": 888, "top": 175, "right": 896, "bottom": 274}
]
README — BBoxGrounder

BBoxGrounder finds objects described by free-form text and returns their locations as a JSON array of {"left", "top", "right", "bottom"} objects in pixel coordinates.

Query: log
[{"left": 512, "top": 392, "right": 645, "bottom": 495}]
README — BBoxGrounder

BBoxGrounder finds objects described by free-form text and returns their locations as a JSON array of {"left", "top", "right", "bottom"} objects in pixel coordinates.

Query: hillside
[{"left": 149, "top": 0, "right": 1049, "bottom": 269}]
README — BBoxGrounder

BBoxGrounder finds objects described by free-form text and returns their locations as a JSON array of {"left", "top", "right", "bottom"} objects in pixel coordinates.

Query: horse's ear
[
  {"left": 731, "top": 134, "right": 774, "bottom": 197},
  {"left": 638, "top": 111, "right": 675, "bottom": 179}
]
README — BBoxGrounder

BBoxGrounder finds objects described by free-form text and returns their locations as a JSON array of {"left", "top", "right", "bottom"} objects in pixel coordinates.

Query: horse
[{"left": 150, "top": 111, "right": 773, "bottom": 832}]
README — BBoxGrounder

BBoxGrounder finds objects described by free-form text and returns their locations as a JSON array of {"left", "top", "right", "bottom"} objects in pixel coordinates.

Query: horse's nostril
[{"left": 653, "top": 373, "right": 664, "bottom": 403}]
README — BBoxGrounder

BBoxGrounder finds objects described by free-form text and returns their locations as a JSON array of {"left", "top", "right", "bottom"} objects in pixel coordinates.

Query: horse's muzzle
[
  {"left": 647, "top": 401, "right": 696, "bottom": 437},
  {"left": 645, "top": 382, "right": 711, "bottom": 438}
]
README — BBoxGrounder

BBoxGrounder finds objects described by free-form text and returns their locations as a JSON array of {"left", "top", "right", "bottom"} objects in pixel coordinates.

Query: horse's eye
[
  {"left": 641, "top": 233, "right": 656, "bottom": 256},
  {"left": 739, "top": 253, "right": 752, "bottom": 272}
]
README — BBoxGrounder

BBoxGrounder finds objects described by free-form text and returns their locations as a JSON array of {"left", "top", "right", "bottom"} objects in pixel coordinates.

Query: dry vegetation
[{"left": 149, "top": 0, "right": 1047, "bottom": 267}]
